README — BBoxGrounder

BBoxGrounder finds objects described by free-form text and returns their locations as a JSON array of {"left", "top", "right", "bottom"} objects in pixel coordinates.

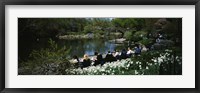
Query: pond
[
  {"left": 58, "top": 39, "right": 125, "bottom": 57},
  {"left": 19, "top": 38, "right": 126, "bottom": 61}
]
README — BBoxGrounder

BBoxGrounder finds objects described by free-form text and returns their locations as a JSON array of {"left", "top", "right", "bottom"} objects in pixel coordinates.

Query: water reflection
[
  {"left": 58, "top": 39, "right": 119, "bottom": 57},
  {"left": 19, "top": 38, "right": 125, "bottom": 62}
]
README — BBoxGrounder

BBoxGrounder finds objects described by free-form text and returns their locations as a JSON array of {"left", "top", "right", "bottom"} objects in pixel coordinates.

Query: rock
[
  {"left": 58, "top": 33, "right": 101, "bottom": 39},
  {"left": 109, "top": 38, "right": 126, "bottom": 44}
]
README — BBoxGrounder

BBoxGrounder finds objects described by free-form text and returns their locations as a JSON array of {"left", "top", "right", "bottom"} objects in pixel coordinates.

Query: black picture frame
[{"left": 0, "top": 0, "right": 199, "bottom": 93}]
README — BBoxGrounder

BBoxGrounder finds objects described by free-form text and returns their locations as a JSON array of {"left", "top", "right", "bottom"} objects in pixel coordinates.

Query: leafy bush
[
  {"left": 124, "top": 31, "right": 133, "bottom": 40},
  {"left": 138, "top": 38, "right": 154, "bottom": 46},
  {"left": 19, "top": 39, "right": 72, "bottom": 75},
  {"left": 29, "top": 39, "right": 70, "bottom": 63},
  {"left": 94, "top": 30, "right": 105, "bottom": 35},
  {"left": 132, "top": 31, "right": 148, "bottom": 42},
  {"left": 83, "top": 25, "right": 94, "bottom": 33}
]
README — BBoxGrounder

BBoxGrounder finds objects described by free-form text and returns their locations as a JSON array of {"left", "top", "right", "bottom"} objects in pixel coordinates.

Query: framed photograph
[{"left": 0, "top": 0, "right": 199, "bottom": 93}]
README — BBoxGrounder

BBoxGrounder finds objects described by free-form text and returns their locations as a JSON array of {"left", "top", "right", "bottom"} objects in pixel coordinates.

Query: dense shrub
[
  {"left": 83, "top": 25, "right": 94, "bottom": 33},
  {"left": 18, "top": 39, "right": 73, "bottom": 75},
  {"left": 124, "top": 31, "right": 133, "bottom": 40},
  {"left": 132, "top": 31, "right": 148, "bottom": 42},
  {"left": 138, "top": 38, "right": 154, "bottom": 46}
]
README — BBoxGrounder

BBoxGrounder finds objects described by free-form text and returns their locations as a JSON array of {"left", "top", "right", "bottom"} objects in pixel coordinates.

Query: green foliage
[
  {"left": 124, "top": 31, "right": 133, "bottom": 40},
  {"left": 19, "top": 18, "right": 181, "bottom": 40},
  {"left": 18, "top": 18, "right": 182, "bottom": 75},
  {"left": 132, "top": 31, "right": 148, "bottom": 42},
  {"left": 92, "top": 18, "right": 112, "bottom": 28},
  {"left": 29, "top": 39, "right": 70, "bottom": 62},
  {"left": 18, "top": 18, "right": 88, "bottom": 39},
  {"left": 112, "top": 18, "right": 145, "bottom": 30},
  {"left": 93, "top": 30, "right": 105, "bottom": 36},
  {"left": 144, "top": 18, "right": 158, "bottom": 31},
  {"left": 83, "top": 25, "right": 94, "bottom": 33},
  {"left": 83, "top": 18, "right": 112, "bottom": 35},
  {"left": 138, "top": 38, "right": 154, "bottom": 46},
  {"left": 19, "top": 39, "right": 72, "bottom": 74}
]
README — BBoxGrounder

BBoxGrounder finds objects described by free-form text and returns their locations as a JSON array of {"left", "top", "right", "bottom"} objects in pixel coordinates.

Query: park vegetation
[{"left": 18, "top": 18, "right": 182, "bottom": 75}]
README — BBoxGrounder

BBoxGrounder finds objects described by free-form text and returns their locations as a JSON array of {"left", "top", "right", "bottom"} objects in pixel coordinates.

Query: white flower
[
  {"left": 139, "top": 65, "right": 142, "bottom": 69},
  {"left": 100, "top": 68, "right": 105, "bottom": 72},
  {"left": 158, "top": 58, "right": 163, "bottom": 64},
  {"left": 83, "top": 68, "right": 87, "bottom": 70},
  {"left": 146, "top": 66, "right": 149, "bottom": 69},
  {"left": 153, "top": 59, "right": 157, "bottom": 63},
  {"left": 130, "top": 61, "right": 133, "bottom": 64},
  {"left": 135, "top": 70, "right": 138, "bottom": 75},
  {"left": 149, "top": 63, "right": 152, "bottom": 66}
]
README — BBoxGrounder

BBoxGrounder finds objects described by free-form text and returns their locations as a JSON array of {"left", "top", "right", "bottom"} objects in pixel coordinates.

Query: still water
[
  {"left": 58, "top": 39, "right": 123, "bottom": 57},
  {"left": 19, "top": 38, "right": 125, "bottom": 61}
]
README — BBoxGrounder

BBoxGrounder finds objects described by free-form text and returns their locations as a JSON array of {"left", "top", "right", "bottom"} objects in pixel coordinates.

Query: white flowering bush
[
  {"left": 65, "top": 49, "right": 182, "bottom": 75},
  {"left": 66, "top": 58, "right": 133, "bottom": 75}
]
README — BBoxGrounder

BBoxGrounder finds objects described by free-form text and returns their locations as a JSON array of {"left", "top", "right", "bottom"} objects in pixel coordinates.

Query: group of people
[
  {"left": 71, "top": 33, "right": 168, "bottom": 69},
  {"left": 71, "top": 45, "right": 147, "bottom": 68}
]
